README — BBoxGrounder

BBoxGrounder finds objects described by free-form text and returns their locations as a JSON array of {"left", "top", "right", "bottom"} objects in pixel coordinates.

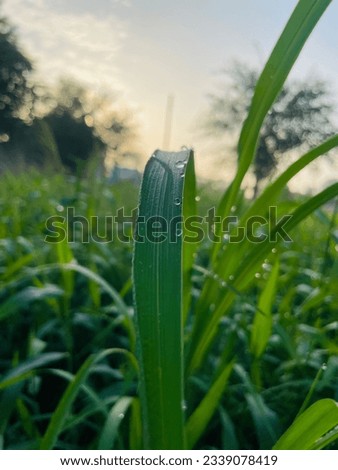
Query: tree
[
  {"left": 43, "top": 79, "right": 139, "bottom": 173},
  {"left": 205, "top": 63, "right": 336, "bottom": 196},
  {"left": 0, "top": 13, "right": 33, "bottom": 142}
]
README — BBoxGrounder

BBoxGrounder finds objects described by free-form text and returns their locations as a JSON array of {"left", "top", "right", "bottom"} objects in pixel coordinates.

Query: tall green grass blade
[
  {"left": 98, "top": 397, "right": 132, "bottom": 450},
  {"left": 273, "top": 399, "right": 338, "bottom": 450},
  {"left": 185, "top": 361, "right": 233, "bottom": 449},
  {"left": 40, "top": 348, "right": 132, "bottom": 449},
  {"left": 296, "top": 364, "right": 327, "bottom": 418},
  {"left": 250, "top": 258, "right": 279, "bottom": 359},
  {"left": 182, "top": 153, "right": 197, "bottom": 320},
  {"left": 211, "top": 136, "right": 338, "bottom": 275},
  {"left": 188, "top": 183, "right": 338, "bottom": 373},
  {"left": 133, "top": 149, "right": 194, "bottom": 449},
  {"left": 214, "top": 0, "right": 332, "bottom": 246}
]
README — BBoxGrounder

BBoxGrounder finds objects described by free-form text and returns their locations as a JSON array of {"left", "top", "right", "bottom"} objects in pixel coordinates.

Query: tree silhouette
[
  {"left": 0, "top": 13, "right": 33, "bottom": 142},
  {"left": 43, "top": 79, "right": 138, "bottom": 173},
  {"left": 205, "top": 63, "right": 336, "bottom": 196}
]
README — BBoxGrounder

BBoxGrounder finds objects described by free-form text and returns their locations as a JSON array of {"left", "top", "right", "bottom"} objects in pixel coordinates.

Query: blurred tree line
[
  {"left": 204, "top": 63, "right": 337, "bottom": 196},
  {"left": 0, "top": 10, "right": 139, "bottom": 174},
  {"left": 1, "top": 9, "right": 337, "bottom": 185}
]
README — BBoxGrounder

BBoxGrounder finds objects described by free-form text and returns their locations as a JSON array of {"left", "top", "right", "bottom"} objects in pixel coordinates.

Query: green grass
[{"left": 0, "top": 0, "right": 338, "bottom": 450}]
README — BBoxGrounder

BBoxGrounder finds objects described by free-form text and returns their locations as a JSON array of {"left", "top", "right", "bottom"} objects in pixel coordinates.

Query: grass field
[
  {"left": 0, "top": 167, "right": 337, "bottom": 450},
  {"left": 0, "top": 0, "right": 338, "bottom": 451}
]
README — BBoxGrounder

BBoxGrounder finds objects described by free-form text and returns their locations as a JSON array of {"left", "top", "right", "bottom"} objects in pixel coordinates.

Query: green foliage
[
  {"left": 133, "top": 149, "right": 193, "bottom": 449},
  {"left": 0, "top": 13, "right": 33, "bottom": 140},
  {"left": 0, "top": 0, "right": 338, "bottom": 452}
]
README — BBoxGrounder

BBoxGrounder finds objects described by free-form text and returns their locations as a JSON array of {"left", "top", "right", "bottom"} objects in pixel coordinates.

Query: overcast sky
[{"left": 2, "top": 0, "right": 337, "bottom": 191}]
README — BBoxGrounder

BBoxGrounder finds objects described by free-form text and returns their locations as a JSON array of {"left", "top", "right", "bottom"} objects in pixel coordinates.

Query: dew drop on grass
[
  {"left": 221, "top": 281, "right": 227, "bottom": 288},
  {"left": 175, "top": 161, "right": 186, "bottom": 169},
  {"left": 231, "top": 205, "right": 237, "bottom": 213},
  {"left": 255, "top": 273, "right": 261, "bottom": 279},
  {"left": 229, "top": 275, "right": 234, "bottom": 281},
  {"left": 56, "top": 204, "right": 64, "bottom": 212},
  {"left": 176, "top": 228, "right": 183, "bottom": 237},
  {"left": 118, "top": 413, "right": 125, "bottom": 419},
  {"left": 271, "top": 248, "right": 277, "bottom": 253},
  {"left": 174, "top": 198, "right": 181, "bottom": 206},
  {"left": 322, "top": 363, "right": 327, "bottom": 371},
  {"left": 195, "top": 196, "right": 201, "bottom": 202}
]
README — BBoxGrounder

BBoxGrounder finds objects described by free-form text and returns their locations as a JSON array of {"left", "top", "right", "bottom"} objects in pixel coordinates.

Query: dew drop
[
  {"left": 230, "top": 205, "right": 237, "bottom": 213},
  {"left": 118, "top": 413, "right": 125, "bottom": 419},
  {"left": 322, "top": 363, "right": 327, "bottom": 371},
  {"left": 175, "top": 160, "right": 186, "bottom": 169},
  {"left": 255, "top": 273, "right": 261, "bottom": 279},
  {"left": 56, "top": 204, "right": 64, "bottom": 212},
  {"left": 229, "top": 275, "right": 234, "bottom": 281},
  {"left": 221, "top": 281, "right": 227, "bottom": 288},
  {"left": 180, "top": 171, "right": 185, "bottom": 178},
  {"left": 176, "top": 228, "right": 183, "bottom": 237},
  {"left": 213, "top": 274, "right": 219, "bottom": 281},
  {"left": 174, "top": 198, "right": 181, "bottom": 206},
  {"left": 195, "top": 196, "right": 201, "bottom": 202},
  {"left": 181, "top": 400, "right": 187, "bottom": 411},
  {"left": 271, "top": 248, "right": 277, "bottom": 253}
]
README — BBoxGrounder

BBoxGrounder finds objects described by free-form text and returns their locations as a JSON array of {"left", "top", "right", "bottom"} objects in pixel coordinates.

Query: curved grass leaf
[
  {"left": 273, "top": 399, "right": 338, "bottom": 450},
  {"left": 185, "top": 361, "right": 233, "bottom": 449},
  {"left": 40, "top": 348, "right": 134, "bottom": 449},
  {"left": 98, "top": 396, "right": 132, "bottom": 450},
  {"left": 213, "top": 0, "right": 333, "bottom": 250},
  {"left": 133, "top": 149, "right": 194, "bottom": 449},
  {"left": 188, "top": 182, "right": 338, "bottom": 373},
  {"left": 0, "top": 352, "right": 66, "bottom": 390},
  {"left": 250, "top": 258, "right": 279, "bottom": 359},
  {"left": 212, "top": 135, "right": 338, "bottom": 274}
]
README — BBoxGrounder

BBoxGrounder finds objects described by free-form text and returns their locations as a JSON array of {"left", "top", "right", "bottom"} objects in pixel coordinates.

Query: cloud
[{"left": 2, "top": 0, "right": 129, "bottom": 93}]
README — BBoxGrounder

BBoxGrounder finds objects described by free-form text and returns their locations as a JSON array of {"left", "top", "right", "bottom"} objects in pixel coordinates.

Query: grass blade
[
  {"left": 215, "top": 0, "right": 333, "bottom": 240},
  {"left": 0, "top": 353, "right": 66, "bottom": 390},
  {"left": 40, "top": 348, "right": 132, "bottom": 449},
  {"left": 273, "top": 399, "right": 338, "bottom": 450},
  {"left": 188, "top": 183, "right": 338, "bottom": 373},
  {"left": 133, "top": 149, "right": 194, "bottom": 449},
  {"left": 185, "top": 361, "right": 233, "bottom": 449},
  {"left": 98, "top": 397, "right": 132, "bottom": 450},
  {"left": 250, "top": 258, "right": 279, "bottom": 360}
]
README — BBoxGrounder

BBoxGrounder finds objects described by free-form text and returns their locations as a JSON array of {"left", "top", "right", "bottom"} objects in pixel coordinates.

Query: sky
[{"left": 2, "top": 0, "right": 338, "bottom": 192}]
